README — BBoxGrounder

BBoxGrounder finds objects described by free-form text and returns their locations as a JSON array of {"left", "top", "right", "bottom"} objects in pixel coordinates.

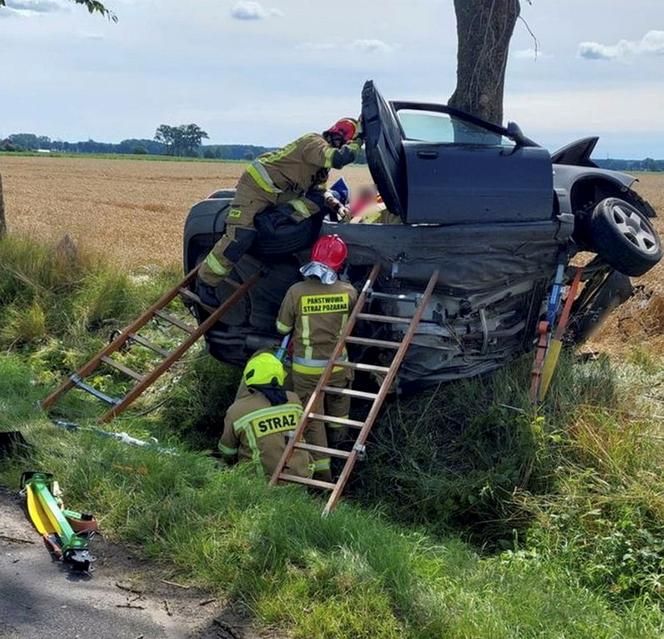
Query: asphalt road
[{"left": 0, "top": 489, "right": 266, "bottom": 639}]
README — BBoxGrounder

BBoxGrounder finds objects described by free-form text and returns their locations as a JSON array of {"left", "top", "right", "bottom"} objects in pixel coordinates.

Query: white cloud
[
  {"left": 230, "top": 1, "right": 283, "bottom": 20},
  {"left": 512, "top": 48, "right": 552, "bottom": 60},
  {"left": 349, "top": 39, "right": 394, "bottom": 54},
  {"left": 1, "top": 0, "right": 63, "bottom": 17},
  {"left": 579, "top": 30, "right": 664, "bottom": 60}
]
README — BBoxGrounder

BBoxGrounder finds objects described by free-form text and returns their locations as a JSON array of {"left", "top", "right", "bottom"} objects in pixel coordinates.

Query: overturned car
[{"left": 182, "top": 81, "right": 662, "bottom": 389}]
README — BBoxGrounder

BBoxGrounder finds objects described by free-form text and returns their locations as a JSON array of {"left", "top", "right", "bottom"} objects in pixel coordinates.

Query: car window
[{"left": 397, "top": 109, "right": 515, "bottom": 147}]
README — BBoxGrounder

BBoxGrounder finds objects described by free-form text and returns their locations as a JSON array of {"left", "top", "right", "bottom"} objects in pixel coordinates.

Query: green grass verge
[{"left": 0, "top": 234, "right": 662, "bottom": 638}]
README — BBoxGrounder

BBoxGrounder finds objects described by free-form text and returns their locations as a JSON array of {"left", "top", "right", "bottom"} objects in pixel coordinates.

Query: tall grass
[{"left": 0, "top": 234, "right": 662, "bottom": 636}]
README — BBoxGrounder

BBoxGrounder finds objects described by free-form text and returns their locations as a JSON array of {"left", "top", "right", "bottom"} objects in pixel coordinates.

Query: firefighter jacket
[
  {"left": 276, "top": 278, "right": 358, "bottom": 375},
  {"left": 246, "top": 133, "right": 361, "bottom": 218},
  {"left": 220, "top": 389, "right": 312, "bottom": 477}
]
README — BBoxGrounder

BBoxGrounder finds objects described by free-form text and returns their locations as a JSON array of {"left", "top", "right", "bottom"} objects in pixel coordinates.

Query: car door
[
  {"left": 392, "top": 102, "right": 554, "bottom": 225},
  {"left": 361, "top": 80, "right": 408, "bottom": 220}
]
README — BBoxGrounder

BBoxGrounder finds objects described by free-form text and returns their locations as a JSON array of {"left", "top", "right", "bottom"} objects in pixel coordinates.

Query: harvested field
[
  {"left": 1, "top": 155, "right": 662, "bottom": 354},
  {"left": 0, "top": 155, "right": 371, "bottom": 269}
]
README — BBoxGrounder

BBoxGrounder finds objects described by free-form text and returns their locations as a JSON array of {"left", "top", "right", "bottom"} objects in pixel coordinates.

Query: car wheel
[
  {"left": 590, "top": 197, "right": 662, "bottom": 276},
  {"left": 252, "top": 213, "right": 322, "bottom": 257}
]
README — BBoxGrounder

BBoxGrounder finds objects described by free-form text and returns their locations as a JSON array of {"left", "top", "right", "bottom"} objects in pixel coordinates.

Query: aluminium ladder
[
  {"left": 42, "top": 267, "right": 260, "bottom": 423},
  {"left": 269, "top": 265, "right": 439, "bottom": 515}
]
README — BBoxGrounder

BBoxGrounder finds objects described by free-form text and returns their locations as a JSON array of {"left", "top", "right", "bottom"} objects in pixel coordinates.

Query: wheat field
[{"left": 1, "top": 155, "right": 662, "bottom": 352}]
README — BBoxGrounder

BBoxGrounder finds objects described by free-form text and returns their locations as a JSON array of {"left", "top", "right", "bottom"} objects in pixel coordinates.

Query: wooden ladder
[
  {"left": 42, "top": 267, "right": 260, "bottom": 423},
  {"left": 269, "top": 265, "right": 439, "bottom": 515}
]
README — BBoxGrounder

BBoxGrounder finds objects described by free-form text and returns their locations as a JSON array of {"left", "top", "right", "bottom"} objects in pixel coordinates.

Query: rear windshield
[{"left": 397, "top": 109, "right": 514, "bottom": 147}]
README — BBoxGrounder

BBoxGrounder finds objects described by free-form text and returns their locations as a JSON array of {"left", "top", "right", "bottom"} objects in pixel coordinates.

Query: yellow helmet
[{"left": 243, "top": 352, "right": 286, "bottom": 388}]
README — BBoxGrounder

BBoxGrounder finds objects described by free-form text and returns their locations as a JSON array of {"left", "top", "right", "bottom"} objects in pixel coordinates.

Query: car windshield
[{"left": 397, "top": 109, "right": 515, "bottom": 147}]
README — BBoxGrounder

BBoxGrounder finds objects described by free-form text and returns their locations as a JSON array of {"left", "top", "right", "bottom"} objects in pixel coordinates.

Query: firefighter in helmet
[
  {"left": 196, "top": 119, "right": 363, "bottom": 306},
  {"left": 220, "top": 352, "right": 314, "bottom": 478},
  {"left": 276, "top": 235, "right": 358, "bottom": 479}
]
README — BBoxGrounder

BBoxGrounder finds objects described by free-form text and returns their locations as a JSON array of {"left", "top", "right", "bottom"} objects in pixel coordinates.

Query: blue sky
[{"left": 1, "top": 0, "right": 663, "bottom": 158}]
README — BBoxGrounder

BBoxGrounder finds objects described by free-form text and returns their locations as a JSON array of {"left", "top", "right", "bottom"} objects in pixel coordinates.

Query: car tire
[
  {"left": 252, "top": 213, "right": 322, "bottom": 258},
  {"left": 590, "top": 197, "right": 662, "bottom": 277}
]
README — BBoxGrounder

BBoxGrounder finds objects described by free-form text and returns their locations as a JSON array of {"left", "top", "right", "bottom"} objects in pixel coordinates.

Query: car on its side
[{"left": 182, "top": 80, "right": 661, "bottom": 389}]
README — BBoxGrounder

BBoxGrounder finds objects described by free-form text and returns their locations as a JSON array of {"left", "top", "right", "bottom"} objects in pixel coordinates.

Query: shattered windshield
[{"left": 397, "top": 109, "right": 515, "bottom": 147}]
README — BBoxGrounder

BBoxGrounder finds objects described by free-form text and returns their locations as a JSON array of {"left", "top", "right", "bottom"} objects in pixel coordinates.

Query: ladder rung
[
  {"left": 127, "top": 333, "right": 170, "bottom": 358},
  {"left": 345, "top": 336, "right": 401, "bottom": 349},
  {"left": 334, "top": 361, "right": 391, "bottom": 374},
  {"left": 309, "top": 413, "right": 365, "bottom": 428},
  {"left": 322, "top": 386, "right": 378, "bottom": 401},
  {"left": 179, "top": 288, "right": 215, "bottom": 311},
  {"left": 278, "top": 473, "right": 336, "bottom": 490},
  {"left": 100, "top": 356, "right": 144, "bottom": 382},
  {"left": 357, "top": 313, "right": 410, "bottom": 324},
  {"left": 69, "top": 375, "right": 120, "bottom": 406},
  {"left": 367, "top": 290, "right": 420, "bottom": 303},
  {"left": 294, "top": 442, "right": 351, "bottom": 459},
  {"left": 153, "top": 310, "right": 196, "bottom": 334}
]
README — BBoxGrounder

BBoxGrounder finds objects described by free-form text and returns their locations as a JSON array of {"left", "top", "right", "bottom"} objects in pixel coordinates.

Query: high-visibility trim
[
  {"left": 323, "top": 147, "right": 336, "bottom": 169},
  {"left": 259, "top": 137, "right": 301, "bottom": 165},
  {"left": 293, "top": 362, "right": 345, "bottom": 375},
  {"left": 289, "top": 198, "right": 311, "bottom": 218},
  {"left": 346, "top": 141, "right": 361, "bottom": 155},
  {"left": 276, "top": 320, "right": 292, "bottom": 335},
  {"left": 247, "top": 160, "right": 282, "bottom": 194},
  {"left": 301, "top": 315, "right": 313, "bottom": 360},
  {"left": 233, "top": 403, "right": 303, "bottom": 475},
  {"left": 313, "top": 458, "right": 331, "bottom": 471},
  {"left": 219, "top": 444, "right": 238, "bottom": 456},
  {"left": 227, "top": 208, "right": 242, "bottom": 219},
  {"left": 204, "top": 252, "right": 230, "bottom": 276}
]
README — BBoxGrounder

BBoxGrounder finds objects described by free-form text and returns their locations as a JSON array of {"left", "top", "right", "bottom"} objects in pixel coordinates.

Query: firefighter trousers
[{"left": 293, "top": 368, "right": 352, "bottom": 480}]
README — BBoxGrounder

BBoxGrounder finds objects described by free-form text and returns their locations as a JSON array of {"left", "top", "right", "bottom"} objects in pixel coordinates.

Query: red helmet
[
  {"left": 311, "top": 235, "right": 348, "bottom": 272},
  {"left": 324, "top": 118, "right": 358, "bottom": 144}
]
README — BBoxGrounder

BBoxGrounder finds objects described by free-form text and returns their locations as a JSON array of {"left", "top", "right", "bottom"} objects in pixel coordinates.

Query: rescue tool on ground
[{"left": 22, "top": 471, "right": 98, "bottom": 572}]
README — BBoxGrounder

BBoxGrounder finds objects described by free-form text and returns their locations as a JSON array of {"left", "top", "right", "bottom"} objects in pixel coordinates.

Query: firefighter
[
  {"left": 276, "top": 235, "right": 358, "bottom": 479},
  {"left": 220, "top": 352, "right": 314, "bottom": 479},
  {"left": 196, "top": 118, "right": 363, "bottom": 307}
]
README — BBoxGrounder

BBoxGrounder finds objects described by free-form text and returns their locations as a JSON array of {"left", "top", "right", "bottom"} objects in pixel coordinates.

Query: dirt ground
[
  {"left": 0, "top": 488, "right": 275, "bottom": 639},
  {"left": 0, "top": 155, "right": 662, "bottom": 354}
]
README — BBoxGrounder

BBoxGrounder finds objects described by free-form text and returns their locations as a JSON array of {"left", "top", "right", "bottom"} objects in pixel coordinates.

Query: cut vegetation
[{"left": 1, "top": 231, "right": 663, "bottom": 638}]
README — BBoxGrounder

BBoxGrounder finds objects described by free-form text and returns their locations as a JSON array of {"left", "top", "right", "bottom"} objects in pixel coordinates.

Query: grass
[{"left": 0, "top": 234, "right": 663, "bottom": 638}]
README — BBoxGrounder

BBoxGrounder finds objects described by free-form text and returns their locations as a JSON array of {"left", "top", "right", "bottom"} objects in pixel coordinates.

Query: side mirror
[{"left": 507, "top": 121, "right": 539, "bottom": 148}]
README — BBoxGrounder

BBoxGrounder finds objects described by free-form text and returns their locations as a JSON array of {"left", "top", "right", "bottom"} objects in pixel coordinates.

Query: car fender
[{"left": 553, "top": 165, "right": 639, "bottom": 216}]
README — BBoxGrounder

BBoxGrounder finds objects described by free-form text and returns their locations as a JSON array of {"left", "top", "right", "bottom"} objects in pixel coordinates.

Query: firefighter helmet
[
  {"left": 243, "top": 352, "right": 286, "bottom": 387},
  {"left": 324, "top": 118, "right": 359, "bottom": 144},
  {"left": 310, "top": 234, "right": 348, "bottom": 272}
]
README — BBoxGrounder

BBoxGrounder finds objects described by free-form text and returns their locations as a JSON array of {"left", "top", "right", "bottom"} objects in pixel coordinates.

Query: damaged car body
[{"left": 182, "top": 81, "right": 662, "bottom": 389}]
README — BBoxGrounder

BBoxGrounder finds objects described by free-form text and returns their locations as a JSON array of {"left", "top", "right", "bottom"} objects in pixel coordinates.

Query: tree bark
[
  {"left": 449, "top": 0, "right": 520, "bottom": 125},
  {"left": 0, "top": 173, "right": 6, "bottom": 238}
]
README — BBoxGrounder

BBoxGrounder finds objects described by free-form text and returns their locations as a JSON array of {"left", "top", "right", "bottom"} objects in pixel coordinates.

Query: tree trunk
[
  {"left": 449, "top": 0, "right": 520, "bottom": 125},
  {"left": 0, "top": 173, "right": 6, "bottom": 238}
]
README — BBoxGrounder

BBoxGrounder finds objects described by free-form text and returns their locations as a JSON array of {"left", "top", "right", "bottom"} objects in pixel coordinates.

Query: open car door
[
  {"left": 392, "top": 100, "right": 554, "bottom": 225},
  {"left": 361, "top": 80, "right": 408, "bottom": 220}
]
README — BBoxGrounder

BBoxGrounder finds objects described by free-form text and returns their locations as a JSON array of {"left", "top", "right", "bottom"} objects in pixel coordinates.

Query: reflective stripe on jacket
[
  {"left": 276, "top": 278, "right": 358, "bottom": 365},
  {"left": 220, "top": 390, "right": 312, "bottom": 477}
]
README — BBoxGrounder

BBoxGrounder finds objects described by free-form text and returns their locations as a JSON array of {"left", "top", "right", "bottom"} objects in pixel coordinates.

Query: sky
[{"left": 1, "top": 0, "right": 663, "bottom": 158}]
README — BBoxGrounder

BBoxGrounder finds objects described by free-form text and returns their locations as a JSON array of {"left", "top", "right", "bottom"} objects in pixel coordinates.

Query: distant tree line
[{"left": 0, "top": 130, "right": 274, "bottom": 161}]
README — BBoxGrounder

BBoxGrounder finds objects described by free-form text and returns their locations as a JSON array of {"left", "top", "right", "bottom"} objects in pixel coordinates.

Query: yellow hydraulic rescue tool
[
  {"left": 270, "top": 265, "right": 439, "bottom": 515},
  {"left": 42, "top": 267, "right": 260, "bottom": 423}
]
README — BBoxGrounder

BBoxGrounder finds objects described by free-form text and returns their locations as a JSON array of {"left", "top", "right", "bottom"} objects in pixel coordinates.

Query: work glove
[{"left": 324, "top": 191, "right": 351, "bottom": 222}]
